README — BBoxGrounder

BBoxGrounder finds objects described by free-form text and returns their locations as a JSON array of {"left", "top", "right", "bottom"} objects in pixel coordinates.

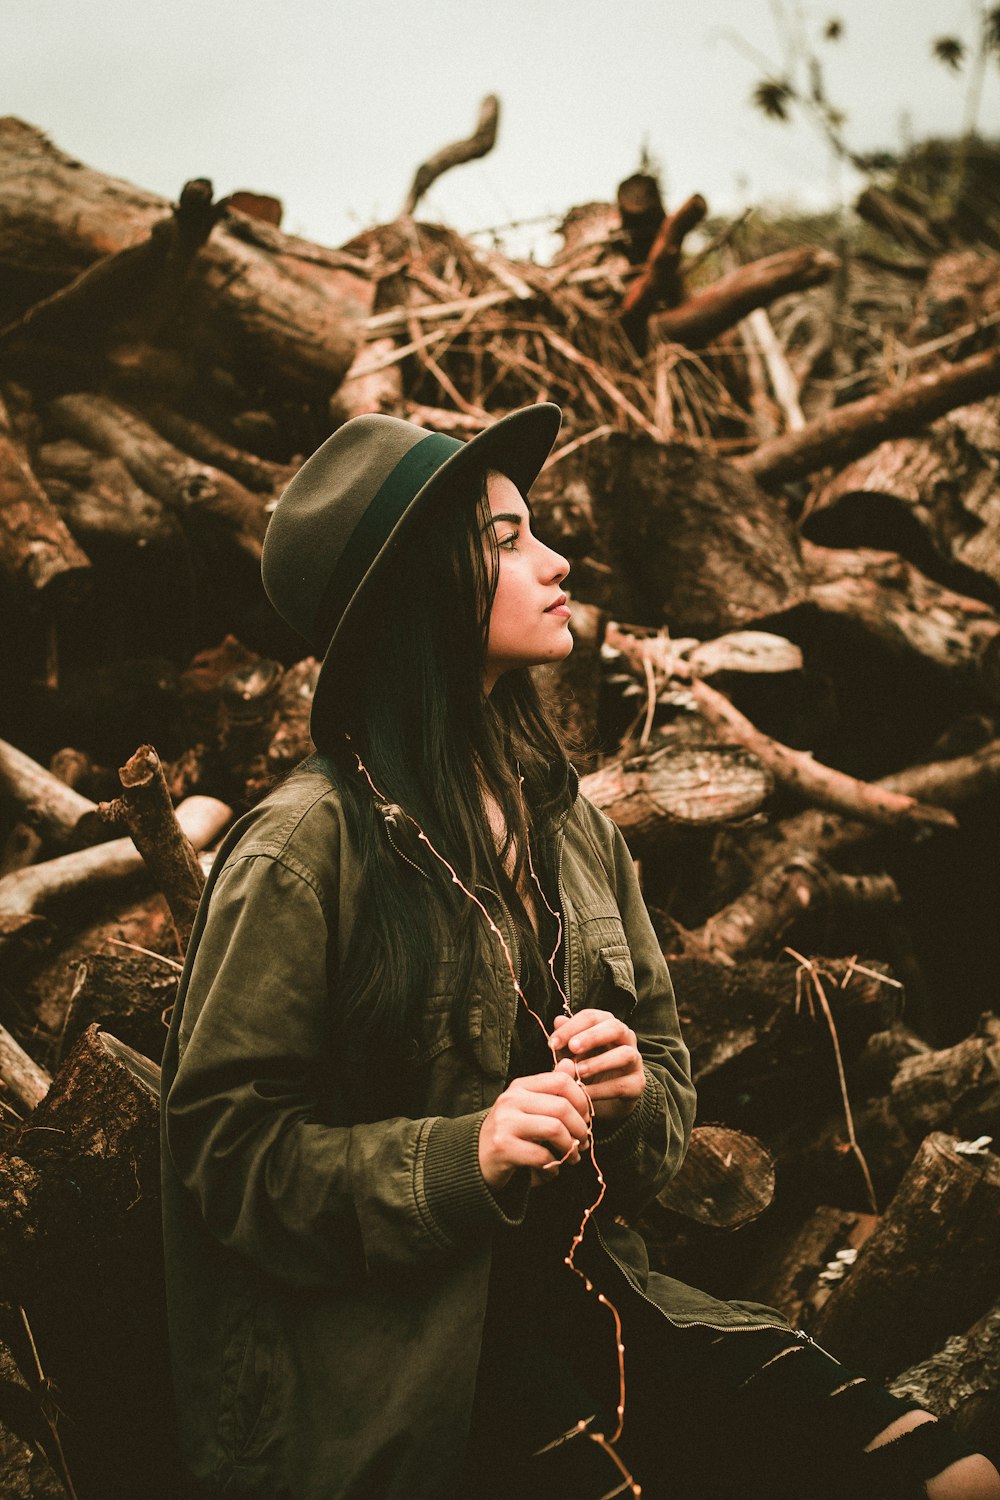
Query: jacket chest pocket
[
  {"left": 576, "top": 917, "right": 638, "bottom": 1019},
  {"left": 410, "top": 956, "right": 505, "bottom": 1099}
]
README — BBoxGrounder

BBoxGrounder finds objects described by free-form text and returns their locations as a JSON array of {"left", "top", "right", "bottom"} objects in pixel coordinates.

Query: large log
[
  {"left": 0, "top": 1025, "right": 179, "bottom": 1498},
  {"left": 800, "top": 540, "right": 1000, "bottom": 695},
  {"left": 741, "top": 344, "right": 1000, "bottom": 489},
  {"left": 801, "top": 404, "right": 1000, "bottom": 598},
  {"left": 0, "top": 431, "right": 90, "bottom": 598},
  {"left": 532, "top": 434, "right": 808, "bottom": 634},
  {"left": 811, "top": 1132, "right": 1000, "bottom": 1379},
  {"left": 0, "top": 117, "right": 372, "bottom": 399},
  {"left": 890, "top": 1013, "right": 1000, "bottom": 1144},
  {"left": 0, "top": 737, "right": 106, "bottom": 848},
  {"left": 35, "top": 438, "right": 181, "bottom": 549},
  {"left": 890, "top": 1299, "right": 1000, "bottom": 1466},
  {"left": 579, "top": 742, "right": 772, "bottom": 846},
  {"left": 649, "top": 247, "right": 839, "bottom": 349},
  {"left": 47, "top": 393, "right": 267, "bottom": 565}
]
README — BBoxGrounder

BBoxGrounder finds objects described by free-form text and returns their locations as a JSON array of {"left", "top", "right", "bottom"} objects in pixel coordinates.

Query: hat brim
[{"left": 309, "top": 401, "right": 562, "bottom": 737}]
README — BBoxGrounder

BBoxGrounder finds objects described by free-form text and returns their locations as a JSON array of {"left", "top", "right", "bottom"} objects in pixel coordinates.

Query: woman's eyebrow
[{"left": 480, "top": 510, "right": 525, "bottom": 532}]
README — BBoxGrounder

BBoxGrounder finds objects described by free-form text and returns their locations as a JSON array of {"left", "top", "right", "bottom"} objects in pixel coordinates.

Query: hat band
[{"left": 312, "top": 430, "right": 463, "bottom": 651}]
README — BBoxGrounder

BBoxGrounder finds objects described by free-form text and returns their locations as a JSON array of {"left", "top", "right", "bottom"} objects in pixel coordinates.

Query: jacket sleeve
[
  {"left": 164, "top": 849, "right": 523, "bottom": 1291},
  {"left": 589, "top": 817, "right": 697, "bottom": 1219}
]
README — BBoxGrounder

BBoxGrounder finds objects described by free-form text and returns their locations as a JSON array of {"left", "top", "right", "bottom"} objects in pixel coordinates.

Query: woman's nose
[{"left": 541, "top": 542, "right": 569, "bottom": 583}]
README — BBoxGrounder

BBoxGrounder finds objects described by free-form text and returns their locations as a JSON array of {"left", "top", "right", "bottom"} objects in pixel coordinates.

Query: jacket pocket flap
[{"left": 599, "top": 945, "right": 637, "bottom": 1005}]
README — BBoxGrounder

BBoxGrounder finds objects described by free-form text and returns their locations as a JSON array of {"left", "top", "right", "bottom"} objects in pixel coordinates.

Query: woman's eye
[{"left": 497, "top": 532, "right": 519, "bottom": 552}]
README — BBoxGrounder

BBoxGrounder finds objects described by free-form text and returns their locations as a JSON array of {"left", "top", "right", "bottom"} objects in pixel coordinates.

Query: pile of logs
[{"left": 2, "top": 107, "right": 1000, "bottom": 1492}]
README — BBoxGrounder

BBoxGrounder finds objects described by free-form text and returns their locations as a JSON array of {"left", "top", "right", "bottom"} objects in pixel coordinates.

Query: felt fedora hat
[{"left": 261, "top": 400, "right": 562, "bottom": 728}]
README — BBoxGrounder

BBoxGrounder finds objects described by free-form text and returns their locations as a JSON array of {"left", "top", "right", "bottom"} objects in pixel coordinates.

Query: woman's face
[{"left": 481, "top": 471, "right": 573, "bottom": 693}]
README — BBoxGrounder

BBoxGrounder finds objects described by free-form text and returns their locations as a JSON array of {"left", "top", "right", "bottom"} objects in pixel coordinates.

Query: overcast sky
[{"left": 4, "top": 0, "right": 998, "bottom": 254}]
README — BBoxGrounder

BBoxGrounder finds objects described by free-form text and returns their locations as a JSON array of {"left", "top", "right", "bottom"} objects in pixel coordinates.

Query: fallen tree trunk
[
  {"left": 649, "top": 247, "right": 839, "bottom": 349},
  {"left": 651, "top": 1124, "right": 774, "bottom": 1228},
  {"left": 0, "top": 117, "right": 372, "bottom": 399},
  {"left": 690, "top": 852, "right": 901, "bottom": 964},
  {"left": 890, "top": 1298, "right": 1000, "bottom": 1465},
  {"left": 0, "top": 795, "right": 230, "bottom": 924},
  {"left": 35, "top": 438, "right": 181, "bottom": 549},
  {"left": 0, "top": 737, "right": 106, "bottom": 848},
  {"left": 890, "top": 1013, "right": 1000, "bottom": 1144},
  {"left": 811, "top": 1132, "right": 1000, "bottom": 1379},
  {"left": 0, "top": 431, "right": 90, "bottom": 597},
  {"left": 580, "top": 742, "right": 772, "bottom": 845},
  {"left": 47, "top": 392, "right": 267, "bottom": 564},
  {"left": 741, "top": 344, "right": 1000, "bottom": 489},
  {"left": 800, "top": 540, "right": 1000, "bottom": 694},
  {"left": 0, "top": 1025, "right": 179, "bottom": 1498}
]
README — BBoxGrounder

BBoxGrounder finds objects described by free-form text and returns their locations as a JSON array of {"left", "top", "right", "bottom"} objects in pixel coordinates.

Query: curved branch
[{"left": 402, "top": 95, "right": 500, "bottom": 217}]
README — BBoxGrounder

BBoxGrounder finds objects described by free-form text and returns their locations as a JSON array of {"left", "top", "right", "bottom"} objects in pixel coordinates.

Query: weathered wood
[
  {"left": 621, "top": 193, "right": 707, "bottom": 323},
  {"left": 890, "top": 1013, "right": 1000, "bottom": 1144},
  {"left": 0, "top": 1025, "right": 50, "bottom": 1113},
  {"left": 47, "top": 393, "right": 267, "bottom": 564},
  {"left": 801, "top": 408, "right": 1000, "bottom": 599},
  {"left": 0, "top": 795, "right": 229, "bottom": 922},
  {"left": 616, "top": 174, "right": 666, "bottom": 264},
  {"left": 536, "top": 435, "right": 807, "bottom": 634},
  {"left": 890, "top": 1298, "right": 1000, "bottom": 1463},
  {"left": 0, "top": 738, "right": 106, "bottom": 848},
  {"left": 649, "top": 247, "right": 839, "bottom": 349},
  {"left": 580, "top": 742, "right": 772, "bottom": 844},
  {"left": 138, "top": 402, "right": 295, "bottom": 495},
  {"left": 687, "top": 675, "right": 957, "bottom": 830},
  {"left": 653, "top": 1124, "right": 775, "bottom": 1228},
  {"left": 61, "top": 948, "right": 179, "bottom": 1064},
  {"left": 741, "top": 344, "right": 1000, "bottom": 489},
  {"left": 800, "top": 540, "right": 1000, "bottom": 692},
  {"left": 99, "top": 745, "right": 210, "bottom": 949},
  {"left": 812, "top": 1132, "right": 1000, "bottom": 1379},
  {"left": 0, "top": 177, "right": 224, "bottom": 355},
  {"left": 402, "top": 95, "right": 500, "bottom": 218},
  {"left": 691, "top": 852, "right": 901, "bottom": 964},
  {"left": 35, "top": 438, "right": 180, "bottom": 548},
  {"left": 0, "top": 1025, "right": 180, "bottom": 1497},
  {"left": 0, "top": 433, "right": 90, "bottom": 596},
  {"left": 0, "top": 117, "right": 372, "bottom": 399},
  {"left": 744, "top": 1204, "right": 877, "bottom": 1330}
]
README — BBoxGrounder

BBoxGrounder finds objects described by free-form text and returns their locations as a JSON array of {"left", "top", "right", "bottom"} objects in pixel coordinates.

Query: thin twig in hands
[{"left": 352, "top": 750, "right": 639, "bottom": 1493}]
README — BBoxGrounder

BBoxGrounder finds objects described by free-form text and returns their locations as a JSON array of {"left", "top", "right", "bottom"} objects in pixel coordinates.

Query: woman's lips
[{"left": 545, "top": 596, "right": 571, "bottom": 619}]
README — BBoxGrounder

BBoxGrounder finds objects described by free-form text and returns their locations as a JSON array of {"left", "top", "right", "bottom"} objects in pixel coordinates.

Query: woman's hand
[
  {"left": 549, "top": 1009, "right": 645, "bottom": 1125},
  {"left": 478, "top": 1058, "right": 591, "bottom": 1191}
]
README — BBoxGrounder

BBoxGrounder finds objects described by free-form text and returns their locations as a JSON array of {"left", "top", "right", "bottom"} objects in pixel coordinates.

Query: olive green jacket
[{"left": 161, "top": 757, "right": 783, "bottom": 1499}]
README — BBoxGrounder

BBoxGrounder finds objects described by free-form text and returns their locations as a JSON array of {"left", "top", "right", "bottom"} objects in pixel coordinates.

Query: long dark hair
[{"left": 310, "top": 464, "right": 572, "bottom": 1098}]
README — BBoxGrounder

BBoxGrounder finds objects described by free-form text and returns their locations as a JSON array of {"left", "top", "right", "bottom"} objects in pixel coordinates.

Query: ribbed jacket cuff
[
  {"left": 592, "top": 1069, "right": 658, "bottom": 1160},
  {"left": 423, "top": 1111, "right": 529, "bottom": 1243}
]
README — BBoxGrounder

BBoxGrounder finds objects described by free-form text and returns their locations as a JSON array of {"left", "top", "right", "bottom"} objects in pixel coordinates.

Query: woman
[{"left": 161, "top": 403, "right": 998, "bottom": 1499}]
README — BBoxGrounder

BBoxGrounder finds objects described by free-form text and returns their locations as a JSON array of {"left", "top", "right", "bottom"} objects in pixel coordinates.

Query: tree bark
[
  {"left": 811, "top": 1132, "right": 1000, "bottom": 1379},
  {"left": 402, "top": 95, "right": 500, "bottom": 217},
  {"left": 621, "top": 193, "right": 707, "bottom": 324},
  {"left": 649, "top": 247, "right": 839, "bottom": 349},
  {"left": 35, "top": 439, "right": 181, "bottom": 549},
  {"left": 99, "top": 745, "right": 209, "bottom": 950},
  {"left": 0, "top": 738, "right": 107, "bottom": 848},
  {"left": 47, "top": 393, "right": 267, "bottom": 565},
  {"left": 890, "top": 1299, "right": 1000, "bottom": 1465},
  {"left": 890, "top": 1013, "right": 1000, "bottom": 1144},
  {"left": 580, "top": 742, "right": 772, "bottom": 844},
  {"left": 0, "top": 117, "right": 372, "bottom": 399},
  {"left": 741, "top": 345, "right": 1000, "bottom": 489},
  {"left": 0, "top": 433, "right": 90, "bottom": 597},
  {"left": 0, "top": 1025, "right": 180, "bottom": 1498}
]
